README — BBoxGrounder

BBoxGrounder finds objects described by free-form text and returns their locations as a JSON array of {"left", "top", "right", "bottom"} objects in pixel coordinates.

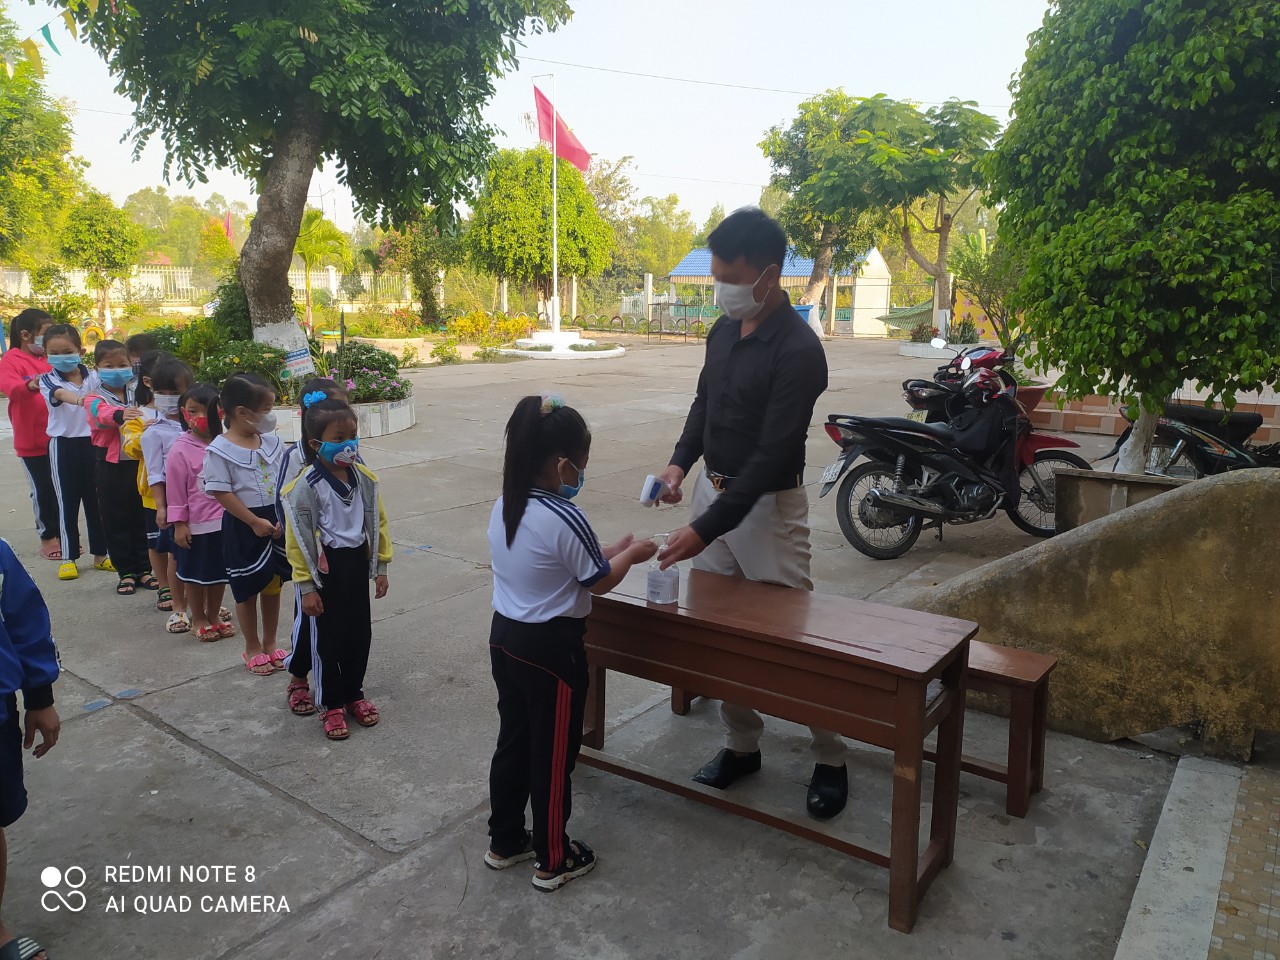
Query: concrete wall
[
  {"left": 1055, "top": 468, "right": 1190, "bottom": 533},
  {"left": 910, "top": 469, "right": 1280, "bottom": 760}
]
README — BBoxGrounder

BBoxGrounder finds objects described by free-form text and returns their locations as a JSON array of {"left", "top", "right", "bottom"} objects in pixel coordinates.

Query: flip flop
[
  {"left": 218, "top": 622, "right": 237, "bottom": 639},
  {"left": 268, "top": 648, "right": 289, "bottom": 670},
  {"left": 0, "top": 935, "right": 48, "bottom": 960},
  {"left": 243, "top": 652, "right": 275, "bottom": 675},
  {"left": 40, "top": 543, "right": 62, "bottom": 561},
  {"left": 196, "top": 625, "right": 221, "bottom": 643}
]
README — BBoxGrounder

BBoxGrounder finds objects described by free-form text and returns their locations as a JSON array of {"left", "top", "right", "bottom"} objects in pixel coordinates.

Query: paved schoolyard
[{"left": 0, "top": 338, "right": 1169, "bottom": 959}]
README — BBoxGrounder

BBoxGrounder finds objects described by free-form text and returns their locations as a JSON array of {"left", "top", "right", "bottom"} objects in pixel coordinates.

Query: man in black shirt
[{"left": 654, "top": 207, "right": 849, "bottom": 819}]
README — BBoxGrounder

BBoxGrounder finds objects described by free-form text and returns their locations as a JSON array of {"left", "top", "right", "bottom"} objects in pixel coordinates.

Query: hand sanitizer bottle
[{"left": 647, "top": 534, "right": 680, "bottom": 605}]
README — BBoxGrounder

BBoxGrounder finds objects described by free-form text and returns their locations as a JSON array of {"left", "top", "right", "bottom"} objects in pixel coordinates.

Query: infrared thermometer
[{"left": 639, "top": 475, "right": 670, "bottom": 506}]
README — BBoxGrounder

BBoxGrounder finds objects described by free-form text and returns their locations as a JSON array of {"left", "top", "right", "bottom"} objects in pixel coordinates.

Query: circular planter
[{"left": 274, "top": 397, "right": 416, "bottom": 443}]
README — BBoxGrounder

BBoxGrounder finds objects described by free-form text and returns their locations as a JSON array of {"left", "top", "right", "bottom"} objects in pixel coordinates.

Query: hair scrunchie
[
  {"left": 539, "top": 393, "right": 564, "bottom": 417},
  {"left": 302, "top": 390, "right": 328, "bottom": 409}
]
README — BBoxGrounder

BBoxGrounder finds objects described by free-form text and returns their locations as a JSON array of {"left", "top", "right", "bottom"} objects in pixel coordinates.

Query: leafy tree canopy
[
  {"left": 988, "top": 0, "right": 1280, "bottom": 404},
  {"left": 467, "top": 147, "right": 612, "bottom": 296}
]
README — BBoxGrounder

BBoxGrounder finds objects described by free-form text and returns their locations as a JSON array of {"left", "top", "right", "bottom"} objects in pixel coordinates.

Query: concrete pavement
[{"left": 1, "top": 338, "right": 1170, "bottom": 959}]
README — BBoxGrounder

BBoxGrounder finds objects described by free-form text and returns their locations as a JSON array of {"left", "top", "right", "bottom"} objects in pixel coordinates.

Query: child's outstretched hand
[
  {"left": 123, "top": 406, "right": 145, "bottom": 421},
  {"left": 628, "top": 539, "right": 660, "bottom": 564},
  {"left": 603, "top": 533, "right": 635, "bottom": 560},
  {"left": 375, "top": 575, "right": 389, "bottom": 599},
  {"left": 301, "top": 591, "right": 324, "bottom": 617}
]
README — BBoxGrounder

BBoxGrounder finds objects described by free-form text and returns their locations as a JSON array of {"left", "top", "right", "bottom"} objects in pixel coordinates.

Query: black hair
[
  {"left": 707, "top": 206, "right": 788, "bottom": 273},
  {"left": 219, "top": 373, "right": 275, "bottom": 427},
  {"left": 93, "top": 339, "right": 128, "bottom": 364},
  {"left": 300, "top": 398, "right": 358, "bottom": 464},
  {"left": 501, "top": 395, "right": 591, "bottom": 547},
  {"left": 147, "top": 355, "right": 194, "bottom": 405},
  {"left": 134, "top": 350, "right": 172, "bottom": 406},
  {"left": 299, "top": 377, "right": 349, "bottom": 403},
  {"left": 179, "top": 384, "right": 222, "bottom": 439},
  {"left": 125, "top": 333, "right": 157, "bottom": 357},
  {"left": 43, "top": 323, "right": 82, "bottom": 352},
  {"left": 8, "top": 308, "right": 51, "bottom": 351}
]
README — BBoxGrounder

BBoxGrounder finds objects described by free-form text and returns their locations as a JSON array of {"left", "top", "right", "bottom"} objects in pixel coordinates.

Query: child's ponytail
[{"left": 501, "top": 394, "right": 590, "bottom": 547}]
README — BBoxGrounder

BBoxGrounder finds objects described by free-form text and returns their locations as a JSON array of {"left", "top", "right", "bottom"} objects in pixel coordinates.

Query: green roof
[{"left": 878, "top": 301, "right": 933, "bottom": 329}]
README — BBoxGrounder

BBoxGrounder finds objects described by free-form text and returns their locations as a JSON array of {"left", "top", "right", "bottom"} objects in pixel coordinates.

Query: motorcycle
[
  {"left": 1099, "top": 400, "right": 1280, "bottom": 478},
  {"left": 903, "top": 337, "right": 1020, "bottom": 423},
  {"left": 818, "top": 369, "right": 1091, "bottom": 560}
]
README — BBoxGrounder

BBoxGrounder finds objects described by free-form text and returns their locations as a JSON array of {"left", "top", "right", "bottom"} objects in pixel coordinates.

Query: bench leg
[
  {"left": 583, "top": 665, "right": 606, "bottom": 750},
  {"left": 1030, "top": 682, "right": 1048, "bottom": 795},
  {"left": 1006, "top": 687, "right": 1035, "bottom": 818},
  {"left": 670, "top": 687, "right": 695, "bottom": 716},
  {"left": 888, "top": 684, "right": 926, "bottom": 933}
]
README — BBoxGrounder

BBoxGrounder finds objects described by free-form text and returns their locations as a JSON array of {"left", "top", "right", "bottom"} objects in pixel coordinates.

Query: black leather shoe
[
  {"left": 807, "top": 763, "right": 849, "bottom": 819},
  {"left": 692, "top": 748, "right": 762, "bottom": 790}
]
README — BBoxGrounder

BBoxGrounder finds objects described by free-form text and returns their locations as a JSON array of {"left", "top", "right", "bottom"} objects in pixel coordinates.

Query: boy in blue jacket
[{"left": 0, "top": 539, "right": 60, "bottom": 960}]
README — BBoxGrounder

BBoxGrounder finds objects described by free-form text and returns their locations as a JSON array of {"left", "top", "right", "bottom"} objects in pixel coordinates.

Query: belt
[{"left": 705, "top": 469, "right": 802, "bottom": 494}]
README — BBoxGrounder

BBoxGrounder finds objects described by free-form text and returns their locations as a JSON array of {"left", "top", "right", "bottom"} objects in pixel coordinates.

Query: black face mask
[{"left": 131, "top": 362, "right": 142, "bottom": 376}]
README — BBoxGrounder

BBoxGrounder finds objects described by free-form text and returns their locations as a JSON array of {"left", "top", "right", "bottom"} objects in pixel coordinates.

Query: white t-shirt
[
  {"left": 40, "top": 367, "right": 91, "bottom": 438},
  {"left": 488, "top": 490, "right": 611, "bottom": 623},
  {"left": 139, "top": 417, "right": 185, "bottom": 487},
  {"left": 202, "top": 433, "right": 286, "bottom": 508},
  {"left": 303, "top": 466, "right": 366, "bottom": 549}
]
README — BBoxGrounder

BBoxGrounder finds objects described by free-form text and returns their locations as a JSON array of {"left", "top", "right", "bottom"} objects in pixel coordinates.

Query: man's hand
[
  {"left": 24, "top": 706, "right": 60, "bottom": 758},
  {"left": 658, "top": 525, "right": 706, "bottom": 570},
  {"left": 603, "top": 533, "right": 635, "bottom": 560},
  {"left": 657, "top": 465, "right": 686, "bottom": 505},
  {"left": 301, "top": 591, "right": 324, "bottom": 617},
  {"left": 374, "top": 575, "right": 389, "bottom": 599}
]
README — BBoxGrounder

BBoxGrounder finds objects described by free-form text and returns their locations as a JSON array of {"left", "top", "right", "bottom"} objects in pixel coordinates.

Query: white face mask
[
  {"left": 714, "top": 273, "right": 771, "bottom": 322},
  {"left": 251, "top": 411, "right": 278, "bottom": 435},
  {"left": 154, "top": 394, "right": 181, "bottom": 416}
]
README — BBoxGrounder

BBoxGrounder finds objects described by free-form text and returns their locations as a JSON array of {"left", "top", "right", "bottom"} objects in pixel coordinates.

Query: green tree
[
  {"left": 293, "top": 208, "right": 352, "bottom": 323},
  {"left": 192, "top": 217, "right": 238, "bottom": 289},
  {"left": 988, "top": 0, "right": 1280, "bottom": 472},
  {"left": 387, "top": 213, "right": 464, "bottom": 321},
  {"left": 814, "top": 95, "right": 999, "bottom": 329},
  {"left": 59, "top": 191, "right": 144, "bottom": 322},
  {"left": 632, "top": 194, "right": 696, "bottom": 279},
  {"left": 467, "top": 147, "right": 613, "bottom": 303},
  {"left": 758, "top": 184, "right": 788, "bottom": 220},
  {"left": 65, "top": 0, "right": 570, "bottom": 354},
  {"left": 694, "top": 203, "right": 725, "bottom": 247},
  {"left": 948, "top": 229, "right": 1026, "bottom": 351},
  {"left": 761, "top": 91, "right": 893, "bottom": 307},
  {"left": 0, "top": 9, "right": 81, "bottom": 268},
  {"left": 583, "top": 156, "right": 641, "bottom": 308}
]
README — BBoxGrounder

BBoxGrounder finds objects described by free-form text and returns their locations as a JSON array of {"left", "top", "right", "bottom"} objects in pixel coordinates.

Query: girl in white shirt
[{"left": 201, "top": 374, "right": 291, "bottom": 676}]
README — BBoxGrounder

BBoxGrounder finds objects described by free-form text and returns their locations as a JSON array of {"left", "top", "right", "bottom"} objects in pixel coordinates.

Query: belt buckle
[{"left": 709, "top": 473, "right": 728, "bottom": 493}]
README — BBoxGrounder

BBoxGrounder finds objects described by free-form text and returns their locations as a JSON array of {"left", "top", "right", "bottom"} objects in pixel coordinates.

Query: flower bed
[{"left": 276, "top": 397, "right": 416, "bottom": 443}]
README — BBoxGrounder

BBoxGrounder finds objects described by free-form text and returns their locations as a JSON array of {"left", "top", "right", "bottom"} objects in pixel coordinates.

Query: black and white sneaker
[
  {"left": 484, "top": 830, "right": 536, "bottom": 870},
  {"left": 531, "top": 840, "right": 596, "bottom": 892}
]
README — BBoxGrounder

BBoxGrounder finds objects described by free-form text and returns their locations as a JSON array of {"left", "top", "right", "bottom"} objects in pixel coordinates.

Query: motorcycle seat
[
  {"left": 1163, "top": 402, "right": 1263, "bottom": 445},
  {"left": 854, "top": 416, "right": 955, "bottom": 441}
]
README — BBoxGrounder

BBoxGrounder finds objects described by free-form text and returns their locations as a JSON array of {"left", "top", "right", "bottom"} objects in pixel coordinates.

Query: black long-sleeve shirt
[{"left": 670, "top": 295, "right": 828, "bottom": 544}]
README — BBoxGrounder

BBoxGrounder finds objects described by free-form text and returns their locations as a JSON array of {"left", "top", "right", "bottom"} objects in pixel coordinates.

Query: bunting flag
[
  {"left": 20, "top": 38, "right": 42, "bottom": 77},
  {"left": 223, "top": 211, "right": 233, "bottom": 241},
  {"left": 533, "top": 86, "right": 591, "bottom": 172},
  {"left": 3, "top": 60, "right": 13, "bottom": 80},
  {"left": 62, "top": 11, "right": 77, "bottom": 39},
  {"left": 40, "top": 24, "right": 60, "bottom": 56}
]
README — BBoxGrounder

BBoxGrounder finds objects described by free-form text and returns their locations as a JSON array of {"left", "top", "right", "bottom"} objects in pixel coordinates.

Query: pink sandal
[
  {"left": 345, "top": 699, "right": 379, "bottom": 727},
  {"left": 268, "top": 648, "right": 289, "bottom": 670},
  {"left": 242, "top": 652, "right": 274, "bottom": 675},
  {"left": 195, "top": 625, "right": 221, "bottom": 643},
  {"left": 287, "top": 680, "right": 316, "bottom": 716},
  {"left": 322, "top": 708, "right": 349, "bottom": 740},
  {"left": 218, "top": 622, "right": 237, "bottom": 639}
]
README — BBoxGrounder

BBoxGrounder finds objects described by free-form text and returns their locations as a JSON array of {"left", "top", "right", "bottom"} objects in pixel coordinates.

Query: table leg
[
  {"left": 889, "top": 682, "right": 926, "bottom": 934},
  {"left": 929, "top": 653, "right": 967, "bottom": 868},
  {"left": 1031, "top": 682, "right": 1048, "bottom": 795},
  {"left": 1006, "top": 686, "right": 1034, "bottom": 818},
  {"left": 583, "top": 665, "right": 606, "bottom": 750},
  {"left": 670, "top": 687, "right": 695, "bottom": 716}
]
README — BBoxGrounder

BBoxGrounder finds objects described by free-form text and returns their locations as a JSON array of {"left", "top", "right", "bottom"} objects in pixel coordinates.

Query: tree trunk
[
  {"left": 933, "top": 204, "right": 954, "bottom": 337},
  {"left": 240, "top": 106, "right": 325, "bottom": 362},
  {"left": 798, "top": 226, "right": 837, "bottom": 305},
  {"left": 1116, "top": 403, "right": 1159, "bottom": 475}
]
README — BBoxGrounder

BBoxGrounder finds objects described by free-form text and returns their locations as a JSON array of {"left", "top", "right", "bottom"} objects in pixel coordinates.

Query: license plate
[
  {"left": 907, "top": 410, "right": 928, "bottom": 422},
  {"left": 820, "top": 460, "right": 844, "bottom": 484}
]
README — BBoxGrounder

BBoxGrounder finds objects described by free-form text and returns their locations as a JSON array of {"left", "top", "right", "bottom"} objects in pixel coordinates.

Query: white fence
[{"left": 0, "top": 265, "right": 412, "bottom": 306}]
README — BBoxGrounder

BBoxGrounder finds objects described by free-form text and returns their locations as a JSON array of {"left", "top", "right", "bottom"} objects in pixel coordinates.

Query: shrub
[
  {"left": 178, "top": 316, "right": 225, "bottom": 366},
  {"left": 340, "top": 368, "right": 413, "bottom": 403},
  {"left": 313, "top": 289, "right": 334, "bottom": 310},
  {"left": 430, "top": 338, "right": 462, "bottom": 364},
  {"left": 953, "top": 318, "right": 980, "bottom": 344},
  {"left": 909, "top": 320, "right": 939, "bottom": 343},
  {"left": 400, "top": 345, "right": 421, "bottom": 368},
  {"left": 196, "top": 340, "right": 288, "bottom": 393},
  {"left": 332, "top": 341, "right": 399, "bottom": 381},
  {"left": 568, "top": 342, "right": 620, "bottom": 352},
  {"left": 210, "top": 272, "right": 253, "bottom": 341},
  {"left": 446, "top": 310, "right": 532, "bottom": 345},
  {"left": 149, "top": 324, "right": 184, "bottom": 356}
]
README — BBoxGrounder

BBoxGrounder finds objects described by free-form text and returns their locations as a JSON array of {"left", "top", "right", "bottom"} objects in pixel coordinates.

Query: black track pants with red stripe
[{"left": 487, "top": 611, "right": 589, "bottom": 870}]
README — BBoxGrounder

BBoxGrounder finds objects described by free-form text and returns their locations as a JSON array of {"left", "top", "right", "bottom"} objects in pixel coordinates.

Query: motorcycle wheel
[
  {"left": 835, "top": 461, "right": 922, "bottom": 560},
  {"left": 1008, "top": 450, "right": 1092, "bottom": 537},
  {"left": 1145, "top": 440, "right": 1202, "bottom": 479}
]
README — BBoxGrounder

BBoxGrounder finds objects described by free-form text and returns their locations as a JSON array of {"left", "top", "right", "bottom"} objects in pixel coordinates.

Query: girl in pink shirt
[{"left": 165, "top": 384, "right": 231, "bottom": 642}]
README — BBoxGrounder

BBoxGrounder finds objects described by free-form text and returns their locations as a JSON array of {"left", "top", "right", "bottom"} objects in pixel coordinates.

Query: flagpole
[{"left": 551, "top": 74, "right": 560, "bottom": 334}]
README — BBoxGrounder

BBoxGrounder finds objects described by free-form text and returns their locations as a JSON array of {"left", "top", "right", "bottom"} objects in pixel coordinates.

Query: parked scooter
[
  {"left": 819, "top": 368, "right": 1091, "bottom": 559},
  {"left": 1099, "top": 401, "right": 1280, "bottom": 478},
  {"left": 903, "top": 337, "right": 1020, "bottom": 423}
]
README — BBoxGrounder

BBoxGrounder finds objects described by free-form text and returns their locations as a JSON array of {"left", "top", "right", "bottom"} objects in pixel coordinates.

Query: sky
[{"left": 11, "top": 0, "right": 1051, "bottom": 230}]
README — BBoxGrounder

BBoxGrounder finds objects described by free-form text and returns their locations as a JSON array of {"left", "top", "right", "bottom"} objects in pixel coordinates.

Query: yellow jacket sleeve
[
  {"left": 376, "top": 494, "right": 392, "bottom": 573},
  {"left": 121, "top": 418, "right": 155, "bottom": 508}
]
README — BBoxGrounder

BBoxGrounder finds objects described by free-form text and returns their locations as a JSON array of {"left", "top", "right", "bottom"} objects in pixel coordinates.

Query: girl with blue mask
[
  {"left": 483, "top": 394, "right": 657, "bottom": 889},
  {"left": 84, "top": 340, "right": 153, "bottom": 596},
  {"left": 280, "top": 398, "right": 391, "bottom": 741},
  {"left": 0, "top": 308, "right": 59, "bottom": 561}
]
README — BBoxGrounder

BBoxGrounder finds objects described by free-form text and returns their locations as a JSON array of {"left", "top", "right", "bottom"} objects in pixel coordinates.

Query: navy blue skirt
[
  {"left": 155, "top": 525, "right": 174, "bottom": 555},
  {"left": 173, "top": 531, "right": 227, "bottom": 585},
  {"left": 222, "top": 505, "right": 291, "bottom": 603},
  {"left": 144, "top": 507, "right": 160, "bottom": 545}
]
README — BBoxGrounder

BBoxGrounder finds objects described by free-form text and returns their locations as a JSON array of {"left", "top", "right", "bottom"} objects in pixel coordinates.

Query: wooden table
[{"left": 581, "top": 569, "right": 978, "bottom": 933}]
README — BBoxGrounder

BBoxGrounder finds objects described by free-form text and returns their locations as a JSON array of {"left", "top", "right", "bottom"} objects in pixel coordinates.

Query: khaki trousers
[{"left": 689, "top": 471, "right": 848, "bottom": 766}]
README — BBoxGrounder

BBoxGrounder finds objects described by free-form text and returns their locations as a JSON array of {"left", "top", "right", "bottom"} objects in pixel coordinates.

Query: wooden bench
[{"left": 673, "top": 639, "right": 1056, "bottom": 819}]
